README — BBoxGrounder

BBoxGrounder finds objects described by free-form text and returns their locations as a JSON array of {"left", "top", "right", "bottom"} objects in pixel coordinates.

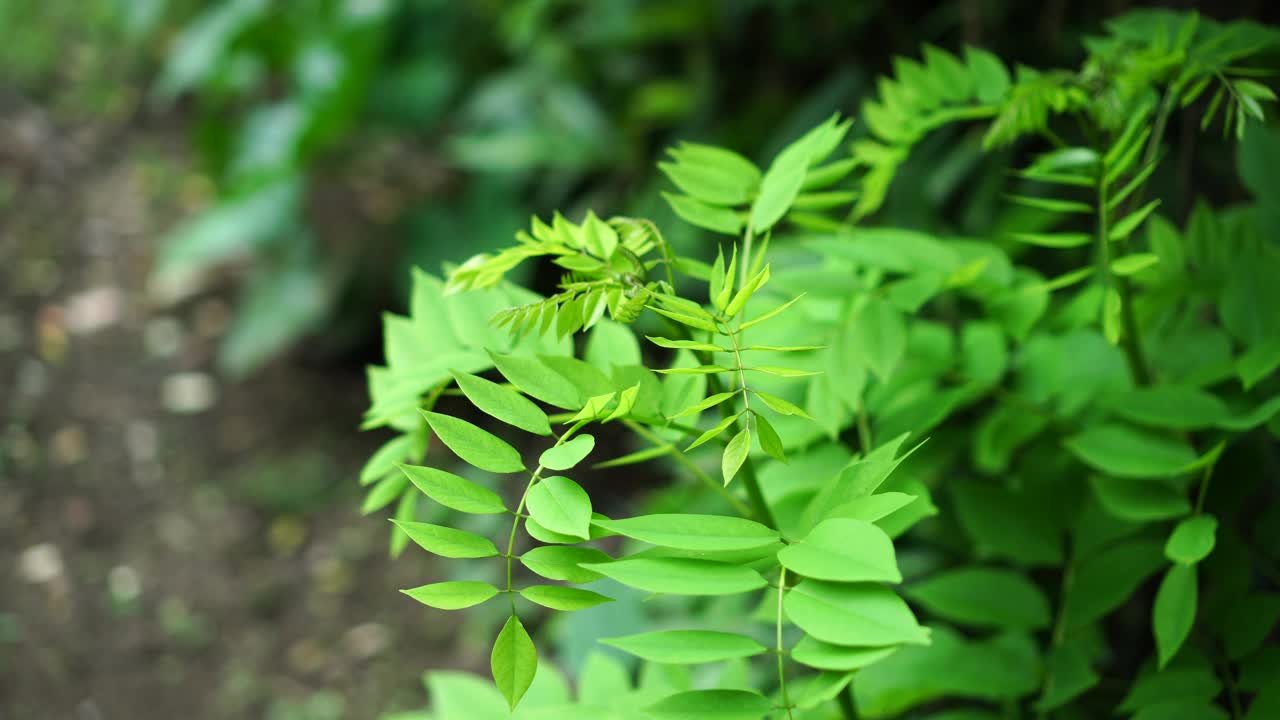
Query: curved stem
[
  {"left": 504, "top": 419, "right": 590, "bottom": 610},
  {"left": 1095, "top": 154, "right": 1152, "bottom": 387},
  {"left": 776, "top": 567, "right": 794, "bottom": 720}
]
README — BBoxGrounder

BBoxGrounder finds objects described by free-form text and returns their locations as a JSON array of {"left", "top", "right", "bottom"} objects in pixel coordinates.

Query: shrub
[{"left": 362, "top": 11, "right": 1280, "bottom": 719}]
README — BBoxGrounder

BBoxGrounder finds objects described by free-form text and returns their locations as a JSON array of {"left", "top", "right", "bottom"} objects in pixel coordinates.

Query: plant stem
[
  {"left": 1035, "top": 545, "right": 1075, "bottom": 720},
  {"left": 1095, "top": 156, "right": 1152, "bottom": 387},
  {"left": 776, "top": 567, "right": 795, "bottom": 720},
  {"left": 504, "top": 420, "right": 589, "bottom": 611},
  {"left": 621, "top": 418, "right": 753, "bottom": 517}
]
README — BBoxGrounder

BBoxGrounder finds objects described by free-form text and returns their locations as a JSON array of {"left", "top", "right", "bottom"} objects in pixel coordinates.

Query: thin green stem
[
  {"left": 776, "top": 567, "right": 794, "bottom": 720},
  {"left": 1194, "top": 453, "right": 1219, "bottom": 514},
  {"left": 1095, "top": 154, "right": 1152, "bottom": 387},
  {"left": 504, "top": 420, "right": 590, "bottom": 611},
  {"left": 621, "top": 418, "right": 753, "bottom": 517},
  {"left": 1036, "top": 545, "right": 1075, "bottom": 720}
]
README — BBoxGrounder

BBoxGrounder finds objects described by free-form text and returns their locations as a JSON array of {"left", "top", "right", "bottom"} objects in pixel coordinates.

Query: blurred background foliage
[
  {"left": 2, "top": 1, "right": 1278, "bottom": 718},
  {"left": 138, "top": 0, "right": 1279, "bottom": 377}
]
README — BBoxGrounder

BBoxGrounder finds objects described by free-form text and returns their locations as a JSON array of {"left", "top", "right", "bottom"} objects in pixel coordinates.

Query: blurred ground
[{"left": 0, "top": 99, "right": 466, "bottom": 720}]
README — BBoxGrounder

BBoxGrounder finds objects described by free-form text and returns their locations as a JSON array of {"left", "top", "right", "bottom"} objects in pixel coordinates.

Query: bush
[{"left": 362, "top": 10, "right": 1280, "bottom": 719}]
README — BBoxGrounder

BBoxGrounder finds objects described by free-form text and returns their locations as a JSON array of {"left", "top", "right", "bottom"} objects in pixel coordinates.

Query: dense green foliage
[{"left": 359, "top": 10, "right": 1280, "bottom": 720}]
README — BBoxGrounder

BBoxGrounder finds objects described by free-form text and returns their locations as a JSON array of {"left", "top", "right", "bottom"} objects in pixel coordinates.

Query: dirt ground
[{"left": 0, "top": 96, "right": 470, "bottom": 719}]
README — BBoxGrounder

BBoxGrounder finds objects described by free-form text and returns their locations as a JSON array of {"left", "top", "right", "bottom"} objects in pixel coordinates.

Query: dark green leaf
[{"left": 904, "top": 567, "right": 1050, "bottom": 630}]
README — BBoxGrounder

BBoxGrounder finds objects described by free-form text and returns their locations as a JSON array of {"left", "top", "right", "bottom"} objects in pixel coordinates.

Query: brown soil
[{"left": 0, "top": 99, "right": 465, "bottom": 719}]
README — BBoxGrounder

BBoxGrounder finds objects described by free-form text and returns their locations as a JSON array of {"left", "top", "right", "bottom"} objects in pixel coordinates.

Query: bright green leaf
[
  {"left": 402, "top": 581, "right": 499, "bottom": 610},
  {"left": 539, "top": 434, "right": 596, "bottom": 471},
  {"left": 784, "top": 580, "right": 930, "bottom": 646},
  {"left": 591, "top": 513, "right": 779, "bottom": 552},
  {"left": 601, "top": 630, "right": 767, "bottom": 664},
  {"left": 392, "top": 520, "right": 498, "bottom": 559},
  {"left": 1165, "top": 515, "right": 1217, "bottom": 565},
  {"left": 491, "top": 615, "right": 538, "bottom": 710},
  {"left": 1154, "top": 564, "right": 1197, "bottom": 669},
  {"left": 400, "top": 464, "right": 507, "bottom": 514},
  {"left": 525, "top": 476, "right": 592, "bottom": 540},
  {"left": 778, "top": 519, "right": 901, "bottom": 583},
  {"left": 423, "top": 411, "right": 525, "bottom": 474},
  {"left": 581, "top": 557, "right": 767, "bottom": 596},
  {"left": 452, "top": 371, "right": 551, "bottom": 436},
  {"left": 519, "top": 585, "right": 613, "bottom": 611}
]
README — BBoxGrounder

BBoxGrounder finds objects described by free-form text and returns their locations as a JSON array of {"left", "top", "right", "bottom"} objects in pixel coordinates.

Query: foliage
[{"left": 361, "top": 10, "right": 1280, "bottom": 720}]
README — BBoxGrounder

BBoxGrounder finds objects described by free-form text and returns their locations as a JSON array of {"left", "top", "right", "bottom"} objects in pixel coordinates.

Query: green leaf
[
  {"left": 1009, "top": 232, "right": 1092, "bottom": 248},
  {"left": 784, "top": 580, "right": 930, "bottom": 646},
  {"left": 1090, "top": 475, "right": 1192, "bottom": 522},
  {"left": 1165, "top": 515, "right": 1218, "bottom": 565},
  {"left": 361, "top": 473, "right": 409, "bottom": 515},
  {"left": 752, "top": 142, "right": 812, "bottom": 231},
  {"left": 591, "top": 514, "right": 779, "bottom": 552},
  {"left": 452, "top": 371, "right": 551, "bottom": 436},
  {"left": 539, "top": 435, "right": 596, "bottom": 471},
  {"left": 1064, "top": 538, "right": 1164, "bottom": 629},
  {"left": 740, "top": 293, "right": 805, "bottom": 331},
  {"left": 827, "top": 493, "right": 919, "bottom": 523},
  {"left": 663, "top": 193, "right": 744, "bottom": 235},
  {"left": 646, "top": 336, "right": 727, "bottom": 353},
  {"left": 1111, "top": 253, "right": 1160, "bottom": 276},
  {"left": 423, "top": 411, "right": 525, "bottom": 474},
  {"left": 952, "top": 482, "right": 1062, "bottom": 566},
  {"left": 360, "top": 433, "right": 416, "bottom": 485},
  {"left": 754, "top": 413, "right": 786, "bottom": 462},
  {"left": 686, "top": 412, "right": 743, "bottom": 452},
  {"left": 724, "top": 265, "right": 771, "bottom": 318},
  {"left": 1103, "top": 387, "right": 1229, "bottom": 430},
  {"left": 519, "top": 585, "right": 613, "bottom": 611},
  {"left": 490, "top": 352, "right": 581, "bottom": 410},
  {"left": 903, "top": 567, "right": 1051, "bottom": 630},
  {"left": 752, "top": 390, "right": 812, "bottom": 418},
  {"left": 1007, "top": 195, "right": 1093, "bottom": 214},
  {"left": 1036, "top": 639, "right": 1100, "bottom": 712},
  {"left": 847, "top": 298, "right": 907, "bottom": 380},
  {"left": 661, "top": 145, "right": 760, "bottom": 205},
  {"left": 519, "top": 546, "right": 610, "bottom": 583},
  {"left": 580, "top": 557, "right": 767, "bottom": 596},
  {"left": 645, "top": 689, "right": 772, "bottom": 720},
  {"left": 491, "top": 615, "right": 537, "bottom": 711},
  {"left": 1154, "top": 564, "right": 1197, "bottom": 669},
  {"left": 601, "top": 630, "right": 767, "bottom": 664},
  {"left": 790, "top": 636, "right": 898, "bottom": 671},
  {"left": 399, "top": 464, "right": 507, "bottom": 514},
  {"left": 1109, "top": 199, "right": 1162, "bottom": 241},
  {"left": 722, "top": 427, "right": 752, "bottom": 485},
  {"left": 402, "top": 581, "right": 499, "bottom": 610},
  {"left": 745, "top": 366, "right": 821, "bottom": 378},
  {"left": 392, "top": 520, "right": 498, "bottom": 559},
  {"left": 778, "top": 519, "right": 901, "bottom": 583},
  {"left": 670, "top": 391, "right": 737, "bottom": 420},
  {"left": 1064, "top": 423, "right": 1197, "bottom": 478},
  {"left": 525, "top": 476, "right": 592, "bottom": 540},
  {"left": 651, "top": 306, "right": 721, "bottom": 334}
]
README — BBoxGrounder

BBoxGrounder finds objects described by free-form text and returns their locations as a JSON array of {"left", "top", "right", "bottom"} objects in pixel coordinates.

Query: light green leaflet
[
  {"left": 402, "top": 581, "right": 498, "bottom": 610},
  {"left": 539, "top": 434, "right": 596, "bottom": 471},
  {"left": 591, "top": 513, "right": 779, "bottom": 552},
  {"left": 1165, "top": 515, "right": 1217, "bottom": 565},
  {"left": 1153, "top": 564, "right": 1197, "bottom": 668},
  {"left": 903, "top": 567, "right": 1051, "bottom": 630},
  {"left": 721, "top": 427, "right": 751, "bottom": 485},
  {"left": 519, "top": 546, "right": 610, "bottom": 583},
  {"left": 399, "top": 464, "right": 506, "bottom": 514},
  {"left": 391, "top": 519, "right": 498, "bottom": 559},
  {"left": 422, "top": 410, "right": 525, "bottom": 473},
  {"left": 645, "top": 689, "right": 772, "bottom": 720},
  {"left": 784, "top": 580, "right": 930, "bottom": 646},
  {"left": 525, "top": 476, "right": 592, "bottom": 540},
  {"left": 581, "top": 557, "right": 767, "bottom": 595},
  {"left": 489, "top": 351, "right": 581, "bottom": 409},
  {"left": 778, "top": 518, "right": 901, "bottom": 583},
  {"left": 790, "top": 636, "right": 898, "bottom": 671},
  {"left": 451, "top": 370, "right": 551, "bottom": 435},
  {"left": 491, "top": 615, "right": 537, "bottom": 710},
  {"left": 519, "top": 585, "right": 613, "bottom": 611},
  {"left": 601, "top": 630, "right": 767, "bottom": 664}
]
